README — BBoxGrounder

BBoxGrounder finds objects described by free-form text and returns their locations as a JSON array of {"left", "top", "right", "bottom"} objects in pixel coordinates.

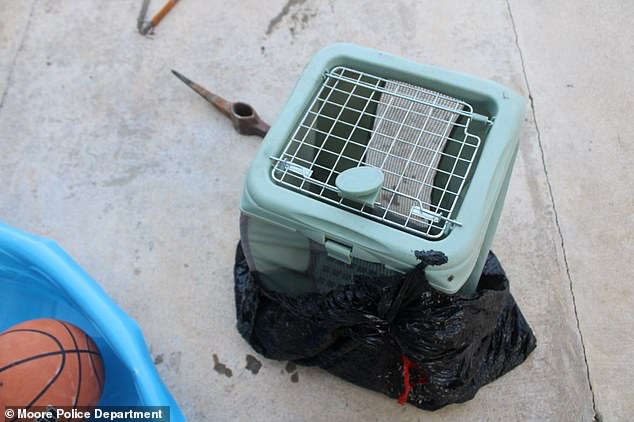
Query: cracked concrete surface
[
  {"left": 507, "top": 0, "right": 599, "bottom": 416},
  {"left": 1, "top": 0, "right": 631, "bottom": 420}
]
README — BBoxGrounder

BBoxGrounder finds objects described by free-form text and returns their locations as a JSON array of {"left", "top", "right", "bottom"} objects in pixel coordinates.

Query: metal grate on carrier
[{"left": 271, "top": 66, "right": 488, "bottom": 239}]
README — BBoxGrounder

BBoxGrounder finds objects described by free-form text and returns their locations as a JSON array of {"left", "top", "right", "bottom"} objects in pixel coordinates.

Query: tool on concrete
[
  {"left": 171, "top": 70, "right": 270, "bottom": 138},
  {"left": 138, "top": 0, "right": 181, "bottom": 35},
  {"left": 137, "top": 0, "right": 151, "bottom": 33}
]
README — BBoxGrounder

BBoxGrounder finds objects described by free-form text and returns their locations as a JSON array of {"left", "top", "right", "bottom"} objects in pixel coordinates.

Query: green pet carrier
[{"left": 240, "top": 44, "right": 525, "bottom": 295}]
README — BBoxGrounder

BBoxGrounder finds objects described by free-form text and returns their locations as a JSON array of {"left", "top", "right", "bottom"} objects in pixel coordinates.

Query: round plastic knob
[{"left": 335, "top": 166, "right": 384, "bottom": 206}]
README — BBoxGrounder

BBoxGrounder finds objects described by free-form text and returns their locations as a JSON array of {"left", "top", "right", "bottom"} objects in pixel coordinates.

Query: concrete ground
[{"left": 1, "top": 0, "right": 631, "bottom": 420}]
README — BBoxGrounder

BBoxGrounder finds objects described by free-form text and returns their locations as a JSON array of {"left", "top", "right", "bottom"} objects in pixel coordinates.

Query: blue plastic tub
[{"left": 0, "top": 223, "right": 185, "bottom": 420}]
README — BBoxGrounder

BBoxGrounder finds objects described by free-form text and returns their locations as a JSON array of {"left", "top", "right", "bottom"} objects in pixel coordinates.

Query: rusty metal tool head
[
  {"left": 171, "top": 70, "right": 270, "bottom": 138},
  {"left": 137, "top": 0, "right": 151, "bottom": 33}
]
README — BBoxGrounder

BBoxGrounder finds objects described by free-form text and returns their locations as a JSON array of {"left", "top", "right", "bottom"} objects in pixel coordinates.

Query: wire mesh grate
[{"left": 271, "top": 66, "right": 483, "bottom": 239}]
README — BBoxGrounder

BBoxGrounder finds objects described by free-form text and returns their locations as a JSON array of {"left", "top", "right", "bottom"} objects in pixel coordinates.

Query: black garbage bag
[{"left": 234, "top": 242, "right": 536, "bottom": 410}]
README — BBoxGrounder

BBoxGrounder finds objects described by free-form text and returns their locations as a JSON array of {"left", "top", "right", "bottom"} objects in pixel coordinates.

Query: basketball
[{"left": 0, "top": 318, "right": 104, "bottom": 414}]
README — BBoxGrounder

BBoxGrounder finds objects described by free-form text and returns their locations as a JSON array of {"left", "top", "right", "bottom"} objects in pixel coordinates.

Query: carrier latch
[{"left": 325, "top": 239, "right": 353, "bottom": 264}]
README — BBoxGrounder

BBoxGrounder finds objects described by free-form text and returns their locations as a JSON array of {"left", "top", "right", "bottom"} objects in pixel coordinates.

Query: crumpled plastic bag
[{"left": 234, "top": 242, "right": 536, "bottom": 410}]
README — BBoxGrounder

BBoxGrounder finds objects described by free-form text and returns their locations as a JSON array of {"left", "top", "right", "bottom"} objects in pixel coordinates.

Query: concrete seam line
[{"left": 505, "top": 0, "right": 600, "bottom": 420}]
